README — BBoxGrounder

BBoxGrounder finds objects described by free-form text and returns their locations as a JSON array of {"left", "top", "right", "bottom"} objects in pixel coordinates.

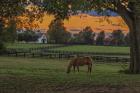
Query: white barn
[{"left": 37, "top": 34, "right": 47, "bottom": 44}]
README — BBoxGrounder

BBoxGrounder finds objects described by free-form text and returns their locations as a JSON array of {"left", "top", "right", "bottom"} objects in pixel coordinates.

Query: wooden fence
[{"left": 4, "top": 48, "right": 130, "bottom": 62}]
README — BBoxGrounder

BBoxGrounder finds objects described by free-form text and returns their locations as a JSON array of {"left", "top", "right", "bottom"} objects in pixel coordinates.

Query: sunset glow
[{"left": 20, "top": 14, "right": 129, "bottom": 33}]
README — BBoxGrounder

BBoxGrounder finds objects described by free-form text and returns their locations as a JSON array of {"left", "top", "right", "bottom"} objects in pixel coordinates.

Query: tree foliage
[
  {"left": 78, "top": 26, "right": 95, "bottom": 44},
  {"left": 0, "top": 0, "right": 29, "bottom": 50},
  {"left": 96, "top": 31, "right": 105, "bottom": 45},
  {"left": 17, "top": 30, "right": 39, "bottom": 42},
  {"left": 47, "top": 19, "right": 71, "bottom": 44},
  {"left": 2, "top": 20, "right": 17, "bottom": 42},
  {"left": 111, "top": 30, "right": 125, "bottom": 46}
]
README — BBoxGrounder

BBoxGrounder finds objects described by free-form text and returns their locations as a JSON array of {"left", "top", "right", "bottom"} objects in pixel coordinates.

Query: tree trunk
[
  {"left": 0, "top": 19, "right": 5, "bottom": 54},
  {"left": 116, "top": 1, "right": 140, "bottom": 73},
  {"left": 129, "top": 2, "right": 140, "bottom": 73}
]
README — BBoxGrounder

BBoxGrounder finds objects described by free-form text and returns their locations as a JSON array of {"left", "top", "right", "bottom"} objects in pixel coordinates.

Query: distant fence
[{"left": 4, "top": 48, "right": 130, "bottom": 63}]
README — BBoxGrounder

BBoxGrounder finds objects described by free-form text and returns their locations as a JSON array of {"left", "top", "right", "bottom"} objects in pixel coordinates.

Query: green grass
[
  {"left": 5, "top": 43, "right": 61, "bottom": 49},
  {"left": 53, "top": 45, "right": 130, "bottom": 53},
  {"left": 0, "top": 56, "right": 140, "bottom": 88},
  {"left": 6, "top": 43, "right": 130, "bottom": 54}
]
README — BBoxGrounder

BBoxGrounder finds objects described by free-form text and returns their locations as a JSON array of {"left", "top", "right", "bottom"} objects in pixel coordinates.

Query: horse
[{"left": 66, "top": 56, "right": 93, "bottom": 74}]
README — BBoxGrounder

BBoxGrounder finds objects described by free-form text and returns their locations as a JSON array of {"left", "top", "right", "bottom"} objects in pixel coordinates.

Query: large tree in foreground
[{"left": 103, "top": 0, "right": 140, "bottom": 74}]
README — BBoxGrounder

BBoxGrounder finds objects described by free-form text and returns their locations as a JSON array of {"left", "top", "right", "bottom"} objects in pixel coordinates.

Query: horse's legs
[
  {"left": 77, "top": 66, "right": 79, "bottom": 72},
  {"left": 88, "top": 65, "right": 92, "bottom": 73},
  {"left": 88, "top": 65, "right": 90, "bottom": 73},
  {"left": 89, "top": 64, "right": 92, "bottom": 73},
  {"left": 73, "top": 66, "right": 76, "bottom": 72},
  {"left": 89, "top": 66, "right": 92, "bottom": 73}
]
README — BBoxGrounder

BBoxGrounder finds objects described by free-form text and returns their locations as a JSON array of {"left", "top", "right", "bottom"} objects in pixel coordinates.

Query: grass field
[
  {"left": 6, "top": 43, "right": 59, "bottom": 49},
  {"left": 6, "top": 43, "right": 130, "bottom": 54},
  {"left": 53, "top": 45, "right": 130, "bottom": 53},
  {"left": 0, "top": 57, "right": 140, "bottom": 93}
]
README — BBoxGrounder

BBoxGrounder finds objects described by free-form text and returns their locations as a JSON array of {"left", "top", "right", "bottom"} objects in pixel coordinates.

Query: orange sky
[{"left": 21, "top": 14, "right": 129, "bottom": 33}]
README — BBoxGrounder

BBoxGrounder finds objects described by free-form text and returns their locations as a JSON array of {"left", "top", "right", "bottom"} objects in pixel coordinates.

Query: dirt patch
[
  {"left": 1, "top": 76, "right": 140, "bottom": 93},
  {"left": 1, "top": 84, "right": 140, "bottom": 93},
  {"left": 50, "top": 85, "right": 140, "bottom": 93}
]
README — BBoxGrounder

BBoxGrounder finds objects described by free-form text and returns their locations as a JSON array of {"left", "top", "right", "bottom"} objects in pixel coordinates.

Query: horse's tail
[{"left": 67, "top": 62, "right": 73, "bottom": 74}]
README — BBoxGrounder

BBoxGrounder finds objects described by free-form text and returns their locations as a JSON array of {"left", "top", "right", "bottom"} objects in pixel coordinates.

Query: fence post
[{"left": 16, "top": 52, "right": 18, "bottom": 57}]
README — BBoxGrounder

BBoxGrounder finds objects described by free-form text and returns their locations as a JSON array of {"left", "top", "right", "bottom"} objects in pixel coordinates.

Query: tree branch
[{"left": 116, "top": 1, "right": 133, "bottom": 30}]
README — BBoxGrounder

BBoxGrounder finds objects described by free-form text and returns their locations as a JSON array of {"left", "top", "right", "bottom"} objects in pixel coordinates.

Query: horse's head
[{"left": 66, "top": 60, "right": 74, "bottom": 74}]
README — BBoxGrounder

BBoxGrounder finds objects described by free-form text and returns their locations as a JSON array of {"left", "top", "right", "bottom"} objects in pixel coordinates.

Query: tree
[
  {"left": 47, "top": 19, "right": 71, "bottom": 44},
  {"left": 0, "top": 19, "right": 5, "bottom": 53},
  {"left": 0, "top": 0, "right": 31, "bottom": 52},
  {"left": 0, "top": 0, "right": 43, "bottom": 52},
  {"left": 2, "top": 20, "right": 17, "bottom": 42},
  {"left": 96, "top": 31, "right": 105, "bottom": 45},
  {"left": 68, "top": 33, "right": 81, "bottom": 44},
  {"left": 17, "top": 30, "right": 39, "bottom": 42},
  {"left": 111, "top": 30, "right": 125, "bottom": 46},
  {"left": 79, "top": 26, "right": 95, "bottom": 44},
  {"left": 98, "top": 1, "right": 140, "bottom": 73},
  {"left": 85, "top": 0, "right": 140, "bottom": 74}
]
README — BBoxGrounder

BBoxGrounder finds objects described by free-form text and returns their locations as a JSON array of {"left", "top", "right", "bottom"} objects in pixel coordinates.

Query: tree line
[
  {"left": 47, "top": 19, "right": 130, "bottom": 46},
  {"left": 3, "top": 19, "right": 130, "bottom": 47}
]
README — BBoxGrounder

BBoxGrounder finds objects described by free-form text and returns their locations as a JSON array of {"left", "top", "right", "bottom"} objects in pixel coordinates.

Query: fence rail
[{"left": 4, "top": 48, "right": 130, "bottom": 62}]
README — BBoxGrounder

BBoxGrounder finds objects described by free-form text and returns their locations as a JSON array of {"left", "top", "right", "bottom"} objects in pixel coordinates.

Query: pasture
[
  {"left": 6, "top": 43, "right": 130, "bottom": 54},
  {"left": 52, "top": 45, "right": 130, "bottom": 53},
  {"left": 6, "top": 43, "right": 59, "bottom": 49},
  {"left": 0, "top": 57, "right": 140, "bottom": 93}
]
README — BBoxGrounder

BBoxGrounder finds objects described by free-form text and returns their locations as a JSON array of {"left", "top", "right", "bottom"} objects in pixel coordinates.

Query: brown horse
[{"left": 67, "top": 56, "right": 93, "bottom": 74}]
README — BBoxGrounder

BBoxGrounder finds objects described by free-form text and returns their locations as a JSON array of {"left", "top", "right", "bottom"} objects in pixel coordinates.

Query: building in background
[{"left": 37, "top": 34, "right": 47, "bottom": 44}]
